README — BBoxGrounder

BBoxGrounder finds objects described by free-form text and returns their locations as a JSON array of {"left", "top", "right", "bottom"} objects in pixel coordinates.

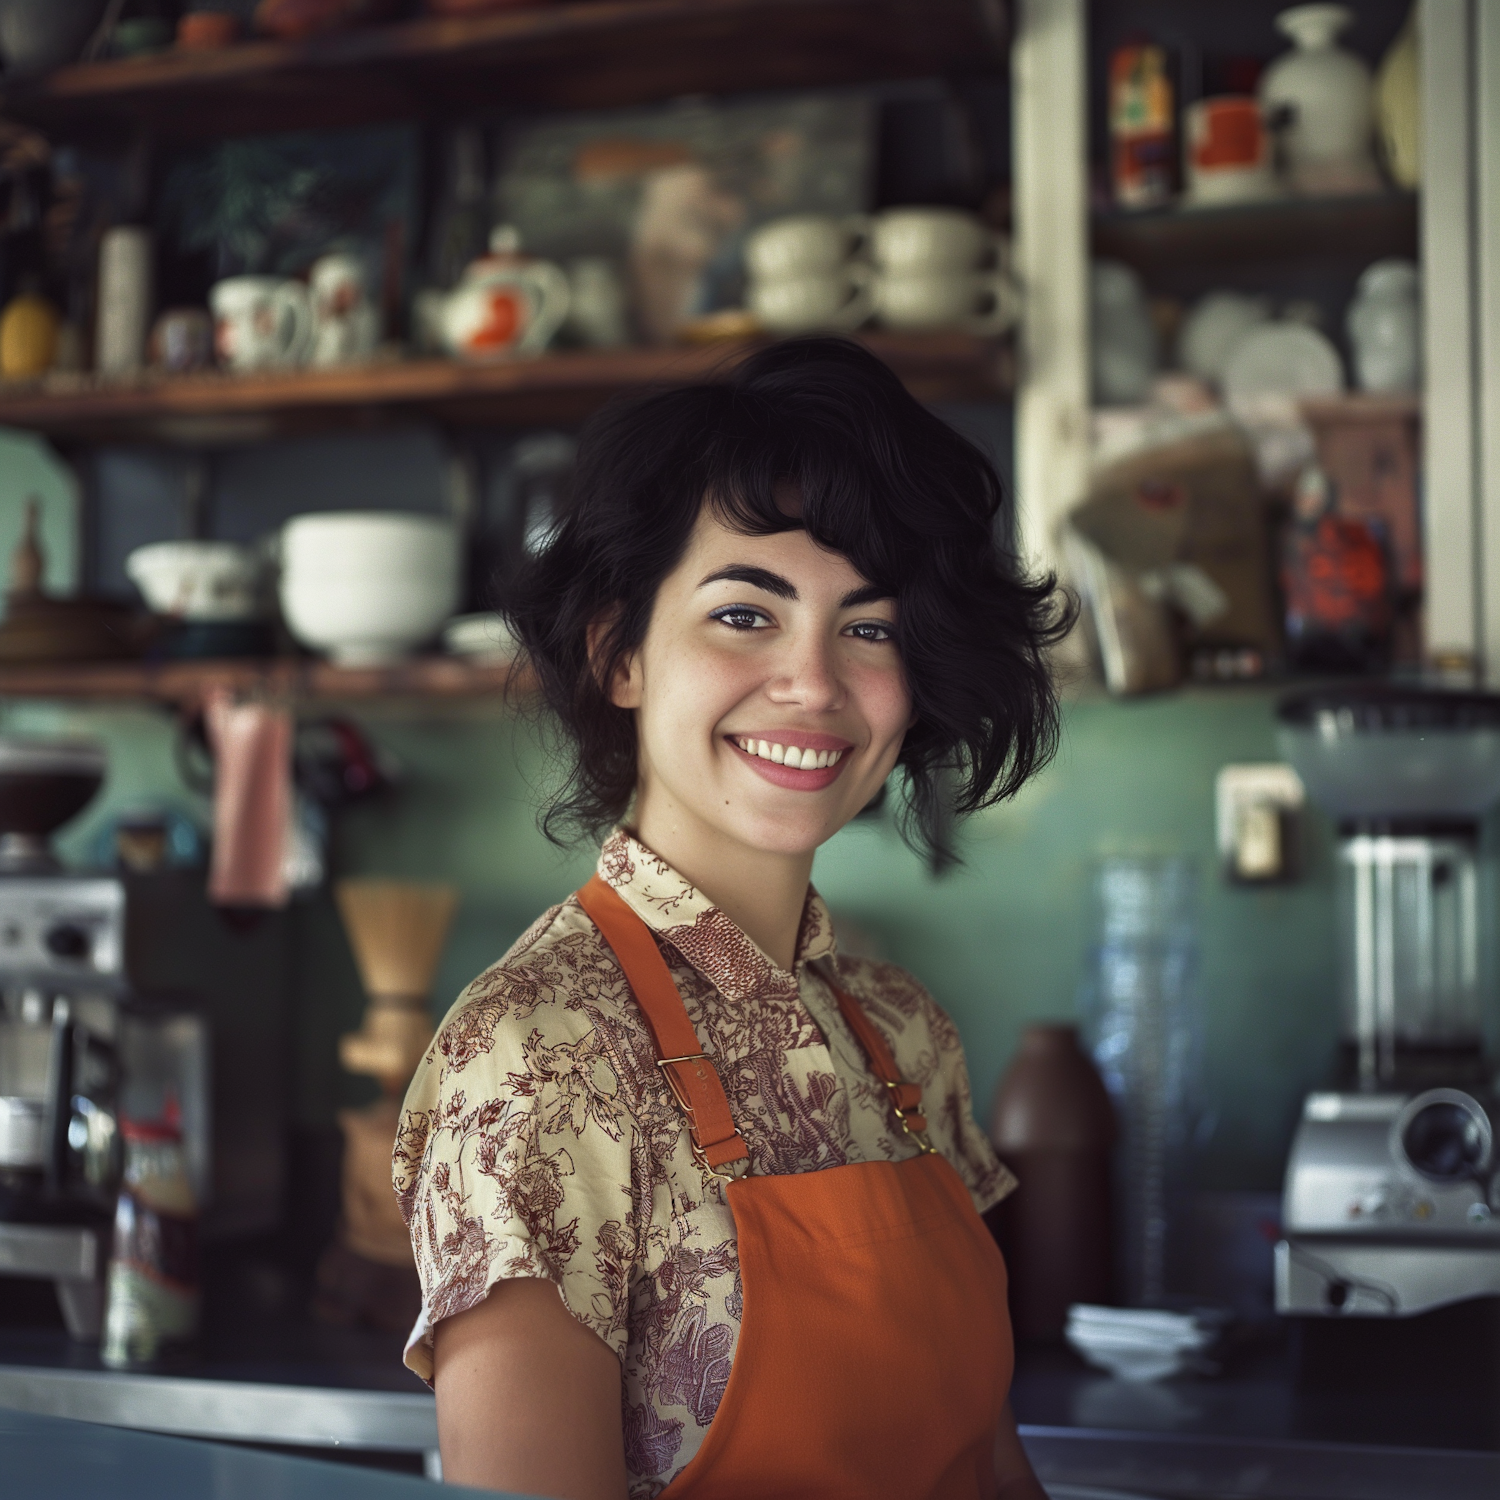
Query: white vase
[
  {"left": 1260, "top": 4, "right": 1381, "bottom": 196},
  {"left": 1346, "top": 258, "right": 1421, "bottom": 393},
  {"left": 1091, "top": 261, "right": 1156, "bottom": 406}
]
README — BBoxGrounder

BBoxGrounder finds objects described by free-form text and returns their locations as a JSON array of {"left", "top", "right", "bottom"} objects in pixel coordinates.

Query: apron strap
[
  {"left": 577, "top": 875, "right": 750, "bottom": 1176},
  {"left": 814, "top": 962, "right": 931, "bottom": 1140}
]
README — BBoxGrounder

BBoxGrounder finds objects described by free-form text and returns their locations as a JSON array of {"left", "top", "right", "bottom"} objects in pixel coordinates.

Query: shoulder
[
  {"left": 828, "top": 952, "right": 963, "bottom": 1059},
  {"left": 828, "top": 953, "right": 1015, "bottom": 1212},
  {"left": 426, "top": 896, "right": 627, "bottom": 1076},
  {"left": 396, "top": 896, "right": 648, "bottom": 1181}
]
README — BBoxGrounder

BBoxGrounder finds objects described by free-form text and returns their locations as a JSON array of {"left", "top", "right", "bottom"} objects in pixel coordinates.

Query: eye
[
  {"left": 710, "top": 604, "right": 773, "bottom": 631},
  {"left": 845, "top": 620, "right": 896, "bottom": 643}
]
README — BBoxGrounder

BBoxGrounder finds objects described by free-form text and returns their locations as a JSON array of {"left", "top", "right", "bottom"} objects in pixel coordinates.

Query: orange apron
[{"left": 577, "top": 876, "right": 1014, "bottom": 1500}]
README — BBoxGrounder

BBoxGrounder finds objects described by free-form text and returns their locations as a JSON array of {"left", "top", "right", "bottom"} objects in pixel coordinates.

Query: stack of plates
[{"left": 1064, "top": 1304, "right": 1223, "bottom": 1383}]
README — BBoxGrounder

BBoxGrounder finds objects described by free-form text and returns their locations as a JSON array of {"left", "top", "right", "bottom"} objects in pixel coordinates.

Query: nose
[{"left": 765, "top": 625, "right": 845, "bottom": 712}]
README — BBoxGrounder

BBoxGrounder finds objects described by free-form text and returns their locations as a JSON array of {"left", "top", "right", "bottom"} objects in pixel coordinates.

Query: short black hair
[{"left": 501, "top": 337, "right": 1070, "bottom": 865}]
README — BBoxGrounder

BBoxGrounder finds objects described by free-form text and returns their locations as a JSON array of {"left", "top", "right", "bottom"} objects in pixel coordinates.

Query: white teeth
[{"left": 735, "top": 739, "right": 846, "bottom": 768}]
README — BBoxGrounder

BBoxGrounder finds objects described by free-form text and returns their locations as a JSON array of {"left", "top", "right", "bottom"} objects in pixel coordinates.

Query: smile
[
  {"left": 733, "top": 737, "right": 845, "bottom": 769},
  {"left": 726, "top": 734, "right": 853, "bottom": 791}
]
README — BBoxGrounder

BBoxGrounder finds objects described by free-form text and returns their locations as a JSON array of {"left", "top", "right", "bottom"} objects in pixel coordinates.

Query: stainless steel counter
[{"left": 0, "top": 1361, "right": 440, "bottom": 1474}]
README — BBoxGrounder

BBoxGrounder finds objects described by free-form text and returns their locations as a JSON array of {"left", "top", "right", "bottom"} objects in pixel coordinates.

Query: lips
[{"left": 726, "top": 732, "right": 853, "bottom": 791}]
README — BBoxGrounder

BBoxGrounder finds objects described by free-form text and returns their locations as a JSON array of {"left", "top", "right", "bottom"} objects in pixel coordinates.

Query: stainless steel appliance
[
  {"left": 0, "top": 735, "right": 289, "bottom": 1340},
  {"left": 1274, "top": 687, "right": 1500, "bottom": 1318}
]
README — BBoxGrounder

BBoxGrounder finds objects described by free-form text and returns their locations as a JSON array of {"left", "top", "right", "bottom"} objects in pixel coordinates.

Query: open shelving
[
  {"left": 0, "top": 0, "right": 1007, "bottom": 142},
  {"left": 0, "top": 332, "right": 1013, "bottom": 445},
  {"left": 0, "top": 653, "right": 519, "bottom": 707}
]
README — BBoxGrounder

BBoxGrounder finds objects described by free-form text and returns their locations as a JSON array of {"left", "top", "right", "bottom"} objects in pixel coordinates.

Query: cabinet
[{"left": 1011, "top": 0, "right": 1499, "bottom": 683}]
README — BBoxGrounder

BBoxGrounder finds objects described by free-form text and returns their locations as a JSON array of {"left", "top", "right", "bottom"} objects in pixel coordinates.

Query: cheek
[{"left": 850, "top": 658, "right": 913, "bottom": 749}]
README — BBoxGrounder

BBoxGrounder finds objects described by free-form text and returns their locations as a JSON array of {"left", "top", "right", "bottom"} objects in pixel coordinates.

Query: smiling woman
[{"left": 393, "top": 339, "right": 1069, "bottom": 1500}]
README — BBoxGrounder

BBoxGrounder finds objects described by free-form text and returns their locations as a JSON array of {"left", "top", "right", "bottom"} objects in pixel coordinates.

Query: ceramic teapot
[{"left": 434, "top": 227, "right": 570, "bottom": 361}]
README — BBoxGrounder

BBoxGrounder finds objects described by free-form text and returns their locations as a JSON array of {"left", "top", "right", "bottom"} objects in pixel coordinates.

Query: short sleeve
[{"left": 394, "top": 972, "right": 637, "bottom": 1382}]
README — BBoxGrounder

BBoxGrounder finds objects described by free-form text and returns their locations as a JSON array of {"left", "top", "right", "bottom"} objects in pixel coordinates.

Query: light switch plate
[{"left": 1215, "top": 763, "right": 1306, "bottom": 882}]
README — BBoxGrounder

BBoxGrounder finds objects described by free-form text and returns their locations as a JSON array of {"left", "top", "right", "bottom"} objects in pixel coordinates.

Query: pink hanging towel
[{"left": 204, "top": 688, "right": 292, "bottom": 907}]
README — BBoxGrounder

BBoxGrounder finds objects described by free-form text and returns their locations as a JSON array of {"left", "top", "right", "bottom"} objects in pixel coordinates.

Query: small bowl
[
  {"left": 280, "top": 512, "right": 460, "bottom": 666},
  {"left": 127, "top": 541, "right": 266, "bottom": 623}
]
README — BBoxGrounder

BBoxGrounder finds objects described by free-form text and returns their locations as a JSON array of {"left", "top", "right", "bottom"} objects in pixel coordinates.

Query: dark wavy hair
[{"left": 500, "top": 337, "right": 1070, "bottom": 864}]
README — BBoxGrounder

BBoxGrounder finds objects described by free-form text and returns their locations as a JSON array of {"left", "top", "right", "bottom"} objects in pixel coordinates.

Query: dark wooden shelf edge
[
  {"left": 0, "top": 334, "right": 1012, "bottom": 445},
  {"left": 1092, "top": 191, "right": 1420, "bottom": 271},
  {"left": 1, "top": 0, "right": 1006, "bottom": 138},
  {"left": 0, "top": 656, "right": 522, "bottom": 705}
]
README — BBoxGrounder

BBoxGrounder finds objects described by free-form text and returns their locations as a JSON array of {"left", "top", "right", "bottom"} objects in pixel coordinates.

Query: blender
[{"left": 1273, "top": 686, "right": 1500, "bottom": 1317}]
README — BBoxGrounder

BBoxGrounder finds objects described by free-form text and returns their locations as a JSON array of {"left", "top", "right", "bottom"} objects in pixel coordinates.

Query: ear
[{"left": 587, "top": 612, "right": 643, "bottom": 709}]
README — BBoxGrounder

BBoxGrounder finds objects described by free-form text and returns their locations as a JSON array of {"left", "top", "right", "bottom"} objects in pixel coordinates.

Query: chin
[{"left": 720, "top": 800, "right": 852, "bottom": 857}]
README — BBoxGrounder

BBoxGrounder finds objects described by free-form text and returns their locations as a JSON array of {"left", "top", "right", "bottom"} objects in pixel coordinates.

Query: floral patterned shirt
[{"left": 395, "top": 829, "right": 1013, "bottom": 1498}]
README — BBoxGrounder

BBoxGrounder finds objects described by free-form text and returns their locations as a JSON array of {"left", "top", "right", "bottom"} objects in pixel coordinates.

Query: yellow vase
[{"left": 0, "top": 292, "right": 60, "bottom": 378}]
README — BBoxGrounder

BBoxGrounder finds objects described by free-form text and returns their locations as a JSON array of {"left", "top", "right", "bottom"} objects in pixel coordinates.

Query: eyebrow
[{"left": 697, "top": 565, "right": 893, "bottom": 609}]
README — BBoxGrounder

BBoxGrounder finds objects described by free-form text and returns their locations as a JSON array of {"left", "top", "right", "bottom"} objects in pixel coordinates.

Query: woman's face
[{"left": 612, "top": 507, "right": 913, "bottom": 859}]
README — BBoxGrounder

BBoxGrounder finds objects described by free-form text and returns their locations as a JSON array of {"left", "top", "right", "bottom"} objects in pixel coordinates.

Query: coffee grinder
[{"left": 1274, "top": 686, "right": 1500, "bottom": 1318}]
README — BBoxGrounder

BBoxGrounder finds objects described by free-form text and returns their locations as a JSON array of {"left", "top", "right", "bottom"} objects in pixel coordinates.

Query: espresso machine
[
  {"left": 1273, "top": 686, "right": 1500, "bottom": 1318},
  {"left": 0, "top": 736, "right": 220, "bottom": 1340}
]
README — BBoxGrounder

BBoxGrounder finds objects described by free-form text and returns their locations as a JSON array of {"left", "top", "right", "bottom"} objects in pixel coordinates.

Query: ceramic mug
[
  {"left": 875, "top": 269, "right": 1018, "bottom": 335},
  {"left": 744, "top": 214, "right": 871, "bottom": 281},
  {"left": 211, "top": 276, "right": 313, "bottom": 371},
  {"left": 1184, "top": 96, "right": 1278, "bottom": 205},
  {"left": 871, "top": 209, "right": 1003, "bottom": 275},
  {"left": 309, "top": 252, "right": 379, "bottom": 368},
  {"left": 749, "top": 266, "right": 875, "bottom": 334}
]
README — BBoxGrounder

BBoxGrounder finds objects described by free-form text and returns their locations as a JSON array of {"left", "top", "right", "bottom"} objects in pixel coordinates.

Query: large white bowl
[{"left": 279, "top": 512, "right": 460, "bottom": 666}]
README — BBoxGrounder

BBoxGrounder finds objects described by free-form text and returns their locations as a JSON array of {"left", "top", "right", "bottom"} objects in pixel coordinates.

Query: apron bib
[{"left": 577, "top": 876, "right": 1014, "bottom": 1500}]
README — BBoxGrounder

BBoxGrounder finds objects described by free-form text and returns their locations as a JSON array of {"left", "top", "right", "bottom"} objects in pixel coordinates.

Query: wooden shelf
[
  {"left": 0, "top": 332, "right": 1012, "bottom": 445},
  {"left": 1092, "top": 191, "right": 1419, "bottom": 274},
  {"left": 0, "top": 654, "right": 519, "bottom": 706},
  {"left": 1300, "top": 391, "right": 1421, "bottom": 424},
  {"left": 1, "top": 0, "right": 1007, "bottom": 142}
]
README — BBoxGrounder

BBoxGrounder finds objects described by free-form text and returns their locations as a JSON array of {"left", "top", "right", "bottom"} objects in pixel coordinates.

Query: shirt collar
[{"left": 596, "top": 829, "right": 836, "bottom": 1004}]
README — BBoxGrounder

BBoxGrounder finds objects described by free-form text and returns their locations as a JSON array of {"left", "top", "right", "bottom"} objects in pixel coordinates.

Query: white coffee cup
[
  {"left": 308, "top": 252, "right": 379, "bottom": 368},
  {"left": 874, "top": 270, "right": 1018, "bottom": 335},
  {"left": 211, "top": 275, "right": 314, "bottom": 371},
  {"left": 744, "top": 214, "right": 871, "bottom": 281},
  {"left": 871, "top": 209, "right": 1004, "bottom": 275},
  {"left": 749, "top": 266, "right": 875, "bottom": 334}
]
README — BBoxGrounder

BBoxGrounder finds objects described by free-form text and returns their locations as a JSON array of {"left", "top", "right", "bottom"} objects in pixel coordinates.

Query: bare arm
[
  {"left": 434, "top": 1276, "right": 628, "bottom": 1500},
  {"left": 995, "top": 1402, "right": 1048, "bottom": 1500}
]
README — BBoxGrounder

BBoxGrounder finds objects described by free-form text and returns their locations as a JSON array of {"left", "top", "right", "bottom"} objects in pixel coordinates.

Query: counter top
[
  {"left": 0, "top": 1406, "right": 502, "bottom": 1499},
  {"left": 3, "top": 1309, "right": 1500, "bottom": 1496}
]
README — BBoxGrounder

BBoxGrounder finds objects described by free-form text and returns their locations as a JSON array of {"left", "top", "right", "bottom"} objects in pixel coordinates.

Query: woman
[{"left": 395, "top": 338, "right": 1067, "bottom": 1499}]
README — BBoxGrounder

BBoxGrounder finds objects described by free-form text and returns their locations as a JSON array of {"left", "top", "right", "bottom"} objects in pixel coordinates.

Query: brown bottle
[{"left": 990, "top": 1024, "right": 1116, "bottom": 1341}]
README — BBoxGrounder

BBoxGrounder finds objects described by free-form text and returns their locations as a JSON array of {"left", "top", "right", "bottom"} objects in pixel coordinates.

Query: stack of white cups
[
  {"left": 870, "top": 209, "right": 1017, "bottom": 335},
  {"left": 743, "top": 216, "right": 875, "bottom": 335},
  {"left": 743, "top": 209, "right": 1018, "bottom": 337}
]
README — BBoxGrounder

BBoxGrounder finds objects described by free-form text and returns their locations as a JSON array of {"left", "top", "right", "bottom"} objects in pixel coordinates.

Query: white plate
[{"left": 1221, "top": 321, "right": 1344, "bottom": 406}]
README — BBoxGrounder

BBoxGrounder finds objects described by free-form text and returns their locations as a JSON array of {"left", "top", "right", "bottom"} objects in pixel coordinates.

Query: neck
[{"left": 630, "top": 800, "right": 813, "bottom": 973}]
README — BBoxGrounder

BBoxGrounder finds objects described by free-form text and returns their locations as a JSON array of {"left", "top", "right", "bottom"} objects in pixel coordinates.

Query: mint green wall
[{"left": 3, "top": 684, "right": 1352, "bottom": 1190}]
